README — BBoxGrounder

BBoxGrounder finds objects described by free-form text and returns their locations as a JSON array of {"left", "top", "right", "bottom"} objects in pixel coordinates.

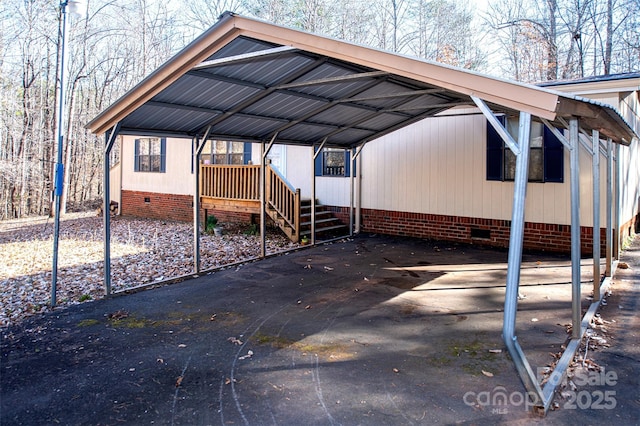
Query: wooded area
[{"left": 1, "top": 0, "right": 638, "bottom": 220}]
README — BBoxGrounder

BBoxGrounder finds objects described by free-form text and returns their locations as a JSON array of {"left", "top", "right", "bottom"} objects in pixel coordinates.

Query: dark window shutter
[
  {"left": 486, "top": 116, "right": 506, "bottom": 181},
  {"left": 191, "top": 139, "right": 195, "bottom": 174},
  {"left": 314, "top": 147, "right": 322, "bottom": 176},
  {"left": 160, "top": 138, "right": 167, "bottom": 173},
  {"left": 344, "top": 150, "right": 351, "bottom": 177},
  {"left": 243, "top": 142, "right": 252, "bottom": 164},
  {"left": 543, "top": 126, "right": 564, "bottom": 182},
  {"left": 134, "top": 139, "right": 140, "bottom": 172}
]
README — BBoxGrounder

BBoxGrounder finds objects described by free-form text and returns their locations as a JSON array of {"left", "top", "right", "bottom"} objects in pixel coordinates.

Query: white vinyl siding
[
  {"left": 122, "top": 137, "right": 194, "bottom": 195},
  {"left": 359, "top": 110, "right": 622, "bottom": 228}
]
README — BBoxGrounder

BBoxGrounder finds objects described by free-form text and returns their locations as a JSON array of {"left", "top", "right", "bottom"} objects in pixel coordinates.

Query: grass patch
[
  {"left": 77, "top": 319, "right": 100, "bottom": 327},
  {"left": 428, "top": 355, "right": 453, "bottom": 366},
  {"left": 250, "top": 332, "right": 294, "bottom": 348},
  {"left": 291, "top": 341, "right": 355, "bottom": 361},
  {"left": 108, "top": 316, "right": 148, "bottom": 329}
]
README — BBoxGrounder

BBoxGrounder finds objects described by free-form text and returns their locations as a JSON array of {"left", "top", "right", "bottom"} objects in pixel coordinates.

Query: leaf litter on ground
[{"left": 0, "top": 212, "right": 299, "bottom": 328}]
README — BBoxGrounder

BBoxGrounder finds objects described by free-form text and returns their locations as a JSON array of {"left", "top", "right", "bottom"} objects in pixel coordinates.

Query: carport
[{"left": 87, "top": 12, "right": 637, "bottom": 414}]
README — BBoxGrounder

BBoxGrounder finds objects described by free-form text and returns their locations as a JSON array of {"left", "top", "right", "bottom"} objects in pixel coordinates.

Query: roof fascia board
[
  {"left": 542, "top": 78, "right": 640, "bottom": 94},
  {"left": 87, "top": 14, "right": 241, "bottom": 135},
  {"left": 233, "top": 16, "right": 561, "bottom": 120}
]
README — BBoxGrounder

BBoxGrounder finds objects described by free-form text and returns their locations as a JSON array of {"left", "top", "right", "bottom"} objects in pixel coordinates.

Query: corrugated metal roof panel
[
  {"left": 212, "top": 115, "right": 285, "bottom": 139},
  {"left": 207, "top": 53, "right": 316, "bottom": 87},
  {"left": 241, "top": 92, "right": 327, "bottom": 120},
  {"left": 87, "top": 13, "right": 636, "bottom": 145},
  {"left": 309, "top": 104, "right": 379, "bottom": 128},
  {"left": 152, "top": 75, "right": 261, "bottom": 111}
]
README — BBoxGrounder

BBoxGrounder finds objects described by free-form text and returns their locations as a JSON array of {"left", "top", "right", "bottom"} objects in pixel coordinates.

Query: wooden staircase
[
  {"left": 200, "top": 164, "right": 348, "bottom": 243},
  {"left": 299, "top": 199, "right": 349, "bottom": 241}
]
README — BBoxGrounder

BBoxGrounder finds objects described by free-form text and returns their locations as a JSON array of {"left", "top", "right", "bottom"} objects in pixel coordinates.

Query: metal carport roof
[
  {"left": 86, "top": 12, "right": 635, "bottom": 145},
  {"left": 88, "top": 12, "right": 637, "bottom": 416}
]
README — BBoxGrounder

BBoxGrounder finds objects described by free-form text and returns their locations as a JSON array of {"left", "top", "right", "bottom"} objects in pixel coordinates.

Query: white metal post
[
  {"left": 605, "top": 139, "right": 613, "bottom": 277},
  {"left": 569, "top": 118, "right": 581, "bottom": 340},
  {"left": 592, "top": 130, "right": 601, "bottom": 300}
]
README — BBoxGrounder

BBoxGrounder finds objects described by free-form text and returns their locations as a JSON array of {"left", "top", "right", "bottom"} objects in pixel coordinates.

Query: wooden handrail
[
  {"left": 266, "top": 165, "right": 300, "bottom": 236},
  {"left": 199, "top": 164, "right": 301, "bottom": 240}
]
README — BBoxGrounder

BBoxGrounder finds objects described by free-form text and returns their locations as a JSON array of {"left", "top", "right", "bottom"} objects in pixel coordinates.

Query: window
[
  {"left": 314, "top": 148, "right": 354, "bottom": 177},
  {"left": 486, "top": 116, "right": 563, "bottom": 182},
  {"left": 201, "top": 141, "right": 252, "bottom": 165},
  {"left": 134, "top": 138, "right": 166, "bottom": 173}
]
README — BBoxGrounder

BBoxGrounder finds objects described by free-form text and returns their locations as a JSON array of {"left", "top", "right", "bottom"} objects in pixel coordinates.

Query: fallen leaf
[
  {"left": 239, "top": 350, "right": 254, "bottom": 360},
  {"left": 175, "top": 376, "right": 183, "bottom": 387}
]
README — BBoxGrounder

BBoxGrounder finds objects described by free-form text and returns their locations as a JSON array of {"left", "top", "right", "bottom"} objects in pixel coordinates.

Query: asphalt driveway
[{"left": 1, "top": 234, "right": 638, "bottom": 425}]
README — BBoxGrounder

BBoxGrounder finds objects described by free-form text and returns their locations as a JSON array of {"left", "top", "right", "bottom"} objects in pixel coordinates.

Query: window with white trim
[
  {"left": 201, "top": 141, "right": 251, "bottom": 165},
  {"left": 134, "top": 137, "right": 166, "bottom": 173},
  {"left": 314, "top": 148, "right": 354, "bottom": 177}
]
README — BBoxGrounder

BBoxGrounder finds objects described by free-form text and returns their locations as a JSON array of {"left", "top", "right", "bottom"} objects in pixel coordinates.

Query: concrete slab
[{"left": 1, "top": 234, "right": 636, "bottom": 425}]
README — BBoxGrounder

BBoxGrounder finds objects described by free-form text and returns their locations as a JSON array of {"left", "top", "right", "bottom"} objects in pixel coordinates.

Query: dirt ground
[{"left": 1, "top": 234, "right": 638, "bottom": 425}]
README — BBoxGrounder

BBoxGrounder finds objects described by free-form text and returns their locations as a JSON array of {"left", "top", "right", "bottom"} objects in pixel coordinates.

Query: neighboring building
[{"left": 109, "top": 73, "right": 640, "bottom": 254}]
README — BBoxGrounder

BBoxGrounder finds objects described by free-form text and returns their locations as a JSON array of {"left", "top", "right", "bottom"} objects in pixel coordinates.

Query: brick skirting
[
  {"left": 120, "top": 191, "right": 630, "bottom": 255},
  {"left": 121, "top": 190, "right": 261, "bottom": 225},
  {"left": 121, "top": 190, "right": 194, "bottom": 222},
  {"left": 358, "top": 208, "right": 612, "bottom": 255}
]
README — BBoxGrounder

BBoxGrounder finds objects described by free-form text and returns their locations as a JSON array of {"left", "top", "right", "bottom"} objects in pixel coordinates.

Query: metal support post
[
  {"left": 349, "top": 145, "right": 364, "bottom": 237},
  {"left": 260, "top": 134, "right": 277, "bottom": 257},
  {"left": 103, "top": 123, "right": 121, "bottom": 297},
  {"left": 501, "top": 112, "right": 543, "bottom": 407},
  {"left": 605, "top": 139, "right": 613, "bottom": 277},
  {"left": 51, "top": 1, "right": 72, "bottom": 307},
  {"left": 614, "top": 144, "right": 620, "bottom": 259},
  {"left": 193, "top": 127, "right": 210, "bottom": 274},
  {"left": 569, "top": 118, "right": 581, "bottom": 340},
  {"left": 592, "top": 131, "right": 601, "bottom": 300}
]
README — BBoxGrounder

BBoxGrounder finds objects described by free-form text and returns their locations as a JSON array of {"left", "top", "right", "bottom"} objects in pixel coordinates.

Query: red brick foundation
[
  {"left": 121, "top": 190, "right": 265, "bottom": 225},
  {"left": 121, "top": 190, "right": 194, "bottom": 222},
  {"left": 120, "top": 191, "right": 626, "bottom": 255},
  {"left": 359, "top": 208, "right": 610, "bottom": 255}
]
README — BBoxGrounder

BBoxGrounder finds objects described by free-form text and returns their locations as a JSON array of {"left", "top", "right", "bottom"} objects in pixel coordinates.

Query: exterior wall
[
  {"left": 114, "top": 81, "right": 639, "bottom": 255},
  {"left": 358, "top": 109, "right": 606, "bottom": 225},
  {"left": 121, "top": 137, "right": 194, "bottom": 195},
  {"left": 109, "top": 163, "right": 121, "bottom": 209}
]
